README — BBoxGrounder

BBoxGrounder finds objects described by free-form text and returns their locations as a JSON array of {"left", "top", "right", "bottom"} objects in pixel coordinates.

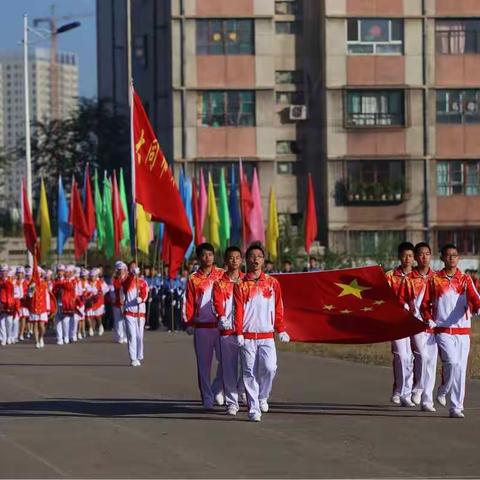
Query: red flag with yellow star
[{"left": 273, "top": 265, "right": 425, "bottom": 343}]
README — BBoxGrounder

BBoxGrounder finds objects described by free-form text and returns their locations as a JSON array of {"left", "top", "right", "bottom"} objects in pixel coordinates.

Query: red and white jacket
[
  {"left": 111, "top": 276, "right": 124, "bottom": 308},
  {"left": 183, "top": 266, "right": 225, "bottom": 327},
  {"left": 0, "top": 278, "right": 17, "bottom": 314},
  {"left": 14, "top": 278, "right": 26, "bottom": 313},
  {"left": 398, "top": 267, "right": 435, "bottom": 321},
  {"left": 52, "top": 278, "right": 78, "bottom": 315},
  {"left": 212, "top": 271, "right": 245, "bottom": 336},
  {"left": 29, "top": 279, "right": 52, "bottom": 316},
  {"left": 385, "top": 266, "right": 408, "bottom": 297},
  {"left": 420, "top": 268, "right": 480, "bottom": 330},
  {"left": 121, "top": 275, "right": 149, "bottom": 316},
  {"left": 233, "top": 272, "right": 285, "bottom": 337},
  {"left": 84, "top": 279, "right": 109, "bottom": 311}
]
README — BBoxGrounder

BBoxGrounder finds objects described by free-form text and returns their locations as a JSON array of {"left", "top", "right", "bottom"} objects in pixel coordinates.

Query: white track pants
[
  {"left": 6, "top": 315, "right": 16, "bottom": 342},
  {"left": 436, "top": 333, "right": 470, "bottom": 413},
  {"left": 125, "top": 314, "right": 145, "bottom": 362},
  {"left": 113, "top": 307, "right": 126, "bottom": 341},
  {"left": 220, "top": 335, "right": 243, "bottom": 408},
  {"left": 0, "top": 314, "right": 13, "bottom": 345},
  {"left": 391, "top": 337, "right": 413, "bottom": 398},
  {"left": 69, "top": 315, "right": 79, "bottom": 341},
  {"left": 420, "top": 332, "right": 439, "bottom": 408},
  {"left": 56, "top": 315, "right": 71, "bottom": 343},
  {"left": 241, "top": 338, "right": 277, "bottom": 416},
  {"left": 193, "top": 328, "right": 223, "bottom": 408},
  {"left": 12, "top": 315, "right": 19, "bottom": 341},
  {"left": 411, "top": 331, "right": 429, "bottom": 395}
]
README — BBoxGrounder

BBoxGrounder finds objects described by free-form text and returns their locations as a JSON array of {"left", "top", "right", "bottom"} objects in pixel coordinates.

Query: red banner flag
[
  {"left": 239, "top": 161, "right": 253, "bottom": 248},
  {"left": 132, "top": 87, "right": 192, "bottom": 278},
  {"left": 83, "top": 164, "right": 96, "bottom": 240},
  {"left": 273, "top": 266, "right": 425, "bottom": 343},
  {"left": 68, "top": 177, "right": 89, "bottom": 260},
  {"left": 304, "top": 173, "right": 317, "bottom": 254},
  {"left": 191, "top": 180, "right": 202, "bottom": 246},
  {"left": 112, "top": 170, "right": 125, "bottom": 256},
  {"left": 21, "top": 179, "right": 38, "bottom": 256}
]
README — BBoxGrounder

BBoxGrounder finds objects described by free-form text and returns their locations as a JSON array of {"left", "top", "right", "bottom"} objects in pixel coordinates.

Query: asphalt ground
[{"left": 0, "top": 330, "right": 479, "bottom": 479}]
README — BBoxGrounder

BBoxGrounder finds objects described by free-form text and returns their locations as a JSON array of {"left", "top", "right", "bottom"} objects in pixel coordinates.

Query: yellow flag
[
  {"left": 136, "top": 203, "right": 151, "bottom": 254},
  {"left": 39, "top": 178, "right": 51, "bottom": 262},
  {"left": 205, "top": 172, "right": 220, "bottom": 249},
  {"left": 266, "top": 187, "right": 279, "bottom": 260}
]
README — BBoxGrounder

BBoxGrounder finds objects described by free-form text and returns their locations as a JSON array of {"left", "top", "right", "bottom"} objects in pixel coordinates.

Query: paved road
[{"left": 0, "top": 331, "right": 479, "bottom": 478}]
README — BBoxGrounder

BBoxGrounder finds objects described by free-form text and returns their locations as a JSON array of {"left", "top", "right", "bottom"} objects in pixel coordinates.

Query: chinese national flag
[
  {"left": 273, "top": 266, "right": 425, "bottom": 343},
  {"left": 21, "top": 179, "right": 38, "bottom": 257},
  {"left": 132, "top": 87, "right": 192, "bottom": 278},
  {"left": 69, "top": 177, "right": 89, "bottom": 260}
]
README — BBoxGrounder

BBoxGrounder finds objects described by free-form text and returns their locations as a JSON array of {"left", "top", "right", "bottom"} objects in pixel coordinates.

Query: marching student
[
  {"left": 7, "top": 268, "right": 19, "bottom": 344},
  {"left": 15, "top": 266, "right": 29, "bottom": 341},
  {"left": 85, "top": 269, "right": 109, "bottom": 336},
  {"left": 121, "top": 261, "right": 149, "bottom": 366},
  {"left": 0, "top": 265, "right": 16, "bottom": 346},
  {"left": 420, "top": 243, "right": 480, "bottom": 418},
  {"left": 112, "top": 261, "right": 128, "bottom": 343},
  {"left": 76, "top": 267, "right": 87, "bottom": 339},
  {"left": 212, "top": 246, "right": 245, "bottom": 416},
  {"left": 53, "top": 265, "right": 77, "bottom": 345},
  {"left": 234, "top": 242, "right": 290, "bottom": 422},
  {"left": 183, "top": 243, "right": 225, "bottom": 410},
  {"left": 29, "top": 267, "right": 52, "bottom": 349},
  {"left": 385, "top": 242, "right": 415, "bottom": 407}
]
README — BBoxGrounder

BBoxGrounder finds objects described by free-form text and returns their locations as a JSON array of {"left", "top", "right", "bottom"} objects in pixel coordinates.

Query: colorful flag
[
  {"left": 273, "top": 266, "right": 425, "bottom": 343},
  {"left": 239, "top": 160, "right": 253, "bottom": 248},
  {"left": 229, "top": 165, "right": 241, "bottom": 246},
  {"left": 112, "top": 170, "right": 125, "bottom": 257},
  {"left": 192, "top": 180, "right": 202, "bottom": 246},
  {"left": 205, "top": 172, "right": 220, "bottom": 249},
  {"left": 21, "top": 179, "right": 37, "bottom": 257},
  {"left": 305, "top": 173, "right": 318, "bottom": 253},
  {"left": 119, "top": 168, "right": 131, "bottom": 247},
  {"left": 93, "top": 169, "right": 104, "bottom": 250},
  {"left": 83, "top": 164, "right": 96, "bottom": 240},
  {"left": 132, "top": 87, "right": 192, "bottom": 278},
  {"left": 57, "top": 175, "right": 70, "bottom": 257},
  {"left": 179, "top": 170, "right": 194, "bottom": 258},
  {"left": 102, "top": 173, "right": 115, "bottom": 259},
  {"left": 136, "top": 202, "right": 151, "bottom": 255},
  {"left": 38, "top": 178, "right": 52, "bottom": 262},
  {"left": 218, "top": 168, "right": 230, "bottom": 251},
  {"left": 68, "top": 177, "right": 89, "bottom": 260},
  {"left": 199, "top": 169, "right": 207, "bottom": 241},
  {"left": 266, "top": 187, "right": 279, "bottom": 260},
  {"left": 248, "top": 168, "right": 265, "bottom": 245}
]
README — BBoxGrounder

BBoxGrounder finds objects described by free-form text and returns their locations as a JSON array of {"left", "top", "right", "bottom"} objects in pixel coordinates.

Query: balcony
[{"left": 335, "top": 180, "right": 406, "bottom": 206}]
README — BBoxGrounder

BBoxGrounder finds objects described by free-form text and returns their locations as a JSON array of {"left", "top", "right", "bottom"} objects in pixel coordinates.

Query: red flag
[
  {"left": 68, "top": 177, "right": 89, "bottom": 260},
  {"left": 112, "top": 170, "right": 125, "bottom": 256},
  {"left": 273, "top": 266, "right": 425, "bottom": 343},
  {"left": 21, "top": 179, "right": 38, "bottom": 256},
  {"left": 161, "top": 227, "right": 171, "bottom": 264},
  {"left": 83, "top": 164, "right": 96, "bottom": 240},
  {"left": 132, "top": 87, "right": 192, "bottom": 278},
  {"left": 191, "top": 180, "right": 202, "bottom": 246},
  {"left": 239, "top": 162, "right": 253, "bottom": 248},
  {"left": 304, "top": 173, "right": 318, "bottom": 253}
]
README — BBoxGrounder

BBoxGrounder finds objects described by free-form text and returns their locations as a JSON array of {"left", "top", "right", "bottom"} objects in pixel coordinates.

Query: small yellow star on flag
[
  {"left": 335, "top": 279, "right": 371, "bottom": 299},
  {"left": 340, "top": 309, "right": 352, "bottom": 314},
  {"left": 373, "top": 300, "right": 385, "bottom": 305},
  {"left": 361, "top": 306, "right": 373, "bottom": 312},
  {"left": 323, "top": 304, "right": 335, "bottom": 311}
]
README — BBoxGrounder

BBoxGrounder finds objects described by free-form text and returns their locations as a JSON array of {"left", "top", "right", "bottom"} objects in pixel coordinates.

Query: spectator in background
[
  {"left": 303, "top": 256, "right": 320, "bottom": 272},
  {"left": 282, "top": 260, "right": 293, "bottom": 273},
  {"left": 265, "top": 260, "right": 275, "bottom": 274}
]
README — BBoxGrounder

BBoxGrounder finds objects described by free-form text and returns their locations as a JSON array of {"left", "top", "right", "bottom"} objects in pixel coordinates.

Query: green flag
[
  {"left": 119, "top": 168, "right": 130, "bottom": 247},
  {"left": 218, "top": 168, "right": 230, "bottom": 251},
  {"left": 94, "top": 169, "right": 105, "bottom": 250},
  {"left": 103, "top": 172, "right": 115, "bottom": 259}
]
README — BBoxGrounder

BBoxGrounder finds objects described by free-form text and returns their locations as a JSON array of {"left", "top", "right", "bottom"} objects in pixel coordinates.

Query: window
[
  {"left": 347, "top": 18, "right": 403, "bottom": 54},
  {"left": 198, "top": 91, "right": 255, "bottom": 127},
  {"left": 438, "top": 229, "right": 480, "bottom": 255},
  {"left": 277, "top": 162, "right": 296, "bottom": 174},
  {"left": 276, "top": 140, "right": 298, "bottom": 154},
  {"left": 349, "top": 230, "right": 405, "bottom": 256},
  {"left": 134, "top": 35, "right": 148, "bottom": 68},
  {"left": 436, "top": 20, "right": 480, "bottom": 54},
  {"left": 436, "top": 90, "right": 480, "bottom": 124},
  {"left": 196, "top": 19, "right": 254, "bottom": 55},
  {"left": 276, "top": 91, "right": 305, "bottom": 104},
  {"left": 195, "top": 161, "right": 257, "bottom": 189},
  {"left": 275, "top": 70, "right": 303, "bottom": 84},
  {"left": 346, "top": 90, "right": 405, "bottom": 126},
  {"left": 436, "top": 161, "right": 480, "bottom": 196},
  {"left": 275, "top": 1, "right": 300, "bottom": 15},
  {"left": 275, "top": 21, "right": 301, "bottom": 34}
]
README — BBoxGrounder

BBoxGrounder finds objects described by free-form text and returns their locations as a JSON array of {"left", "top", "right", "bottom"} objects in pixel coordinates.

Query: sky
[{"left": 0, "top": 0, "right": 97, "bottom": 98}]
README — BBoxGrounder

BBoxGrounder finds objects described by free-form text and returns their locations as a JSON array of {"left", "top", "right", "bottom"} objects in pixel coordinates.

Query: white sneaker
[
  {"left": 391, "top": 394, "right": 401, "bottom": 405},
  {"left": 35, "top": 342, "right": 41, "bottom": 349},
  {"left": 88, "top": 328, "right": 94, "bottom": 337},
  {"left": 449, "top": 410, "right": 465, "bottom": 418},
  {"left": 6, "top": 338, "right": 12, "bottom": 345},
  {"left": 130, "top": 360, "right": 141, "bottom": 367},
  {"left": 411, "top": 391, "right": 422, "bottom": 406},
  {"left": 436, "top": 393, "right": 447, "bottom": 407},
  {"left": 215, "top": 392, "right": 225, "bottom": 406},
  {"left": 259, "top": 399, "right": 269, "bottom": 413},
  {"left": 72, "top": 335, "right": 78, "bottom": 343},
  {"left": 98, "top": 325, "right": 104, "bottom": 336},
  {"left": 57, "top": 340, "right": 64, "bottom": 345},
  {"left": 19, "top": 335, "right": 24, "bottom": 341},
  {"left": 401, "top": 397, "right": 415, "bottom": 407},
  {"left": 40, "top": 338, "right": 44, "bottom": 348},
  {"left": 122, "top": 337, "right": 128, "bottom": 344},
  {"left": 227, "top": 405, "right": 239, "bottom": 416},
  {"left": 421, "top": 404, "right": 436, "bottom": 412},
  {"left": 63, "top": 338, "right": 69, "bottom": 345},
  {"left": 239, "top": 392, "right": 247, "bottom": 405},
  {"left": 248, "top": 412, "right": 261, "bottom": 422},
  {"left": 1, "top": 341, "right": 6, "bottom": 346}
]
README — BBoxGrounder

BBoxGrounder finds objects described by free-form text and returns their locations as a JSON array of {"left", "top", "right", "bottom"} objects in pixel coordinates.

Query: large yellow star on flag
[{"left": 335, "top": 278, "right": 371, "bottom": 299}]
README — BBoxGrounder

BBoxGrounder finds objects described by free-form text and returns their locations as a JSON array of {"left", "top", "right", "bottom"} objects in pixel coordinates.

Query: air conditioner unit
[{"left": 289, "top": 104, "right": 307, "bottom": 121}]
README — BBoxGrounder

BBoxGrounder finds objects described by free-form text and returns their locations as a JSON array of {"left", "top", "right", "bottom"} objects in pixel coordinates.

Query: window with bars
[
  {"left": 436, "top": 161, "right": 480, "bottom": 196},
  {"left": 275, "top": 70, "right": 303, "bottom": 85},
  {"left": 438, "top": 229, "right": 480, "bottom": 255},
  {"left": 347, "top": 18, "right": 403, "bottom": 55},
  {"left": 275, "top": 1, "right": 301, "bottom": 15},
  {"left": 346, "top": 90, "right": 405, "bottom": 127},
  {"left": 436, "top": 90, "right": 480, "bottom": 124},
  {"left": 198, "top": 91, "right": 255, "bottom": 127},
  {"left": 436, "top": 19, "right": 480, "bottom": 54},
  {"left": 276, "top": 91, "right": 305, "bottom": 105},
  {"left": 275, "top": 21, "right": 302, "bottom": 34},
  {"left": 196, "top": 19, "right": 254, "bottom": 55},
  {"left": 194, "top": 161, "right": 257, "bottom": 189},
  {"left": 349, "top": 230, "right": 405, "bottom": 256}
]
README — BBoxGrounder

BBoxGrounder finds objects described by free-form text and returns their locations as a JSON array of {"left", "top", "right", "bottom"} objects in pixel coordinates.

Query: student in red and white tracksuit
[
  {"left": 85, "top": 269, "right": 110, "bottom": 336},
  {"left": 28, "top": 269, "right": 52, "bottom": 349},
  {"left": 112, "top": 261, "right": 127, "bottom": 344},
  {"left": 0, "top": 265, "right": 17, "bottom": 346},
  {"left": 183, "top": 243, "right": 225, "bottom": 409},
  {"left": 420, "top": 243, "right": 480, "bottom": 418},
  {"left": 121, "top": 263, "right": 149, "bottom": 366},
  {"left": 15, "top": 266, "right": 29, "bottom": 341},
  {"left": 212, "top": 246, "right": 245, "bottom": 416},
  {"left": 234, "top": 243, "right": 290, "bottom": 422},
  {"left": 76, "top": 268, "right": 87, "bottom": 339},
  {"left": 385, "top": 242, "right": 415, "bottom": 407},
  {"left": 53, "top": 266, "right": 78, "bottom": 345}
]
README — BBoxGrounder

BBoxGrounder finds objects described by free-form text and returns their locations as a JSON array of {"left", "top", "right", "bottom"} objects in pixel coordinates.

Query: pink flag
[
  {"left": 247, "top": 168, "right": 265, "bottom": 245},
  {"left": 199, "top": 169, "right": 207, "bottom": 241}
]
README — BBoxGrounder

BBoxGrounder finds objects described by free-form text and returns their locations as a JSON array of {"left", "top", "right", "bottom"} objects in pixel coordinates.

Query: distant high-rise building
[{"left": 0, "top": 47, "right": 78, "bottom": 206}]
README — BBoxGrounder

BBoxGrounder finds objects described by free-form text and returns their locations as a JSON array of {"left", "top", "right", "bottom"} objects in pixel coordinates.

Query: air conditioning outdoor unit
[{"left": 289, "top": 104, "right": 307, "bottom": 121}]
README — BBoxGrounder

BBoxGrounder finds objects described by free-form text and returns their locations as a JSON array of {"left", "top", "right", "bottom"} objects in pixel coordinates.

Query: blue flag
[
  {"left": 229, "top": 165, "right": 241, "bottom": 246},
  {"left": 57, "top": 175, "right": 71, "bottom": 256},
  {"left": 178, "top": 168, "right": 194, "bottom": 259}
]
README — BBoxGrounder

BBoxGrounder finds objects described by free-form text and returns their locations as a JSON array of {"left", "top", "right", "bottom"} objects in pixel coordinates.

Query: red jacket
[
  {"left": 0, "top": 278, "right": 16, "bottom": 314},
  {"left": 53, "top": 278, "right": 77, "bottom": 314}
]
